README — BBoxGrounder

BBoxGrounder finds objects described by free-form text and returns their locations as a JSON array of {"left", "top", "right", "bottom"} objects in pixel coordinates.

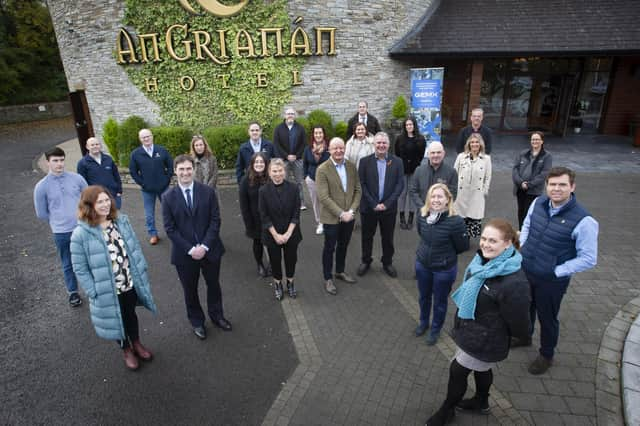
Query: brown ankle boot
[
  {"left": 132, "top": 340, "right": 153, "bottom": 361},
  {"left": 123, "top": 347, "right": 139, "bottom": 370}
]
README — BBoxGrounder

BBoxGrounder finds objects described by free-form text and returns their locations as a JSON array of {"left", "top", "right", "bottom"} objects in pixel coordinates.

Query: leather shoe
[
  {"left": 213, "top": 317, "right": 232, "bottom": 331},
  {"left": 132, "top": 340, "right": 153, "bottom": 361},
  {"left": 415, "top": 323, "right": 428, "bottom": 337},
  {"left": 335, "top": 272, "right": 356, "bottom": 283},
  {"left": 149, "top": 236, "right": 159, "bottom": 245},
  {"left": 193, "top": 326, "right": 207, "bottom": 340},
  {"left": 325, "top": 279, "right": 337, "bottom": 295},
  {"left": 383, "top": 264, "right": 398, "bottom": 278},
  {"left": 123, "top": 347, "right": 139, "bottom": 370},
  {"left": 356, "top": 263, "right": 370, "bottom": 276}
]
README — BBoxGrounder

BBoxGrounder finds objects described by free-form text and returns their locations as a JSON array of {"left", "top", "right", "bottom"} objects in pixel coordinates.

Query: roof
[{"left": 390, "top": 0, "right": 640, "bottom": 57}]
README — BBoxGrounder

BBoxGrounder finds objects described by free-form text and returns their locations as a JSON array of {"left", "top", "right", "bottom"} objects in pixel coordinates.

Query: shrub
[
  {"left": 307, "top": 110, "right": 335, "bottom": 138},
  {"left": 102, "top": 117, "right": 119, "bottom": 161},
  {"left": 263, "top": 116, "right": 283, "bottom": 142},
  {"left": 117, "top": 116, "right": 147, "bottom": 167},
  {"left": 151, "top": 127, "right": 192, "bottom": 159},
  {"left": 334, "top": 121, "right": 348, "bottom": 141},
  {"left": 391, "top": 95, "right": 409, "bottom": 120},
  {"left": 203, "top": 124, "right": 247, "bottom": 169}
]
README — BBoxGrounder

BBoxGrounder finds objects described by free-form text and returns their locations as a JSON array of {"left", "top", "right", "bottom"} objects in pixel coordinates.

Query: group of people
[{"left": 34, "top": 103, "right": 599, "bottom": 425}]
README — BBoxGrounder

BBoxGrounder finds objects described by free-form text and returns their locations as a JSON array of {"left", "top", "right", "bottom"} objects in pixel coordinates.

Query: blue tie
[{"left": 185, "top": 188, "right": 193, "bottom": 211}]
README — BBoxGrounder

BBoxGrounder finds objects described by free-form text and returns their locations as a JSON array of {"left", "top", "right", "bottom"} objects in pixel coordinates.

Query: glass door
[{"left": 502, "top": 75, "right": 532, "bottom": 131}]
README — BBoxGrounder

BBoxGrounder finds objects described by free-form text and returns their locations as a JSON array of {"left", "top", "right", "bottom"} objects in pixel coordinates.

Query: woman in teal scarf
[{"left": 425, "top": 219, "right": 531, "bottom": 425}]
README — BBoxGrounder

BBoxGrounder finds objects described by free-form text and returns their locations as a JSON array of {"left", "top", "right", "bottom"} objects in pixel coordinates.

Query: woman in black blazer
[
  {"left": 239, "top": 152, "right": 271, "bottom": 277},
  {"left": 259, "top": 158, "right": 303, "bottom": 300}
]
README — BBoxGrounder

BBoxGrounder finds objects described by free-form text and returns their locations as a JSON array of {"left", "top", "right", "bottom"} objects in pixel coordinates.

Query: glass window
[{"left": 479, "top": 60, "right": 506, "bottom": 129}]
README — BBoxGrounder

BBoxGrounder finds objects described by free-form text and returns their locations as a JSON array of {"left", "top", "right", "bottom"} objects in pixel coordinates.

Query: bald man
[
  {"left": 408, "top": 142, "right": 458, "bottom": 227},
  {"left": 77, "top": 137, "right": 123, "bottom": 209}
]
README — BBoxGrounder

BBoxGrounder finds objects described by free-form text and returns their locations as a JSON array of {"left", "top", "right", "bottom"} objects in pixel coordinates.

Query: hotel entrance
[{"left": 479, "top": 57, "right": 611, "bottom": 135}]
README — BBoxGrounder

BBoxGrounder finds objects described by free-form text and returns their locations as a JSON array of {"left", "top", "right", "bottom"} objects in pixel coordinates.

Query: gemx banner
[{"left": 411, "top": 67, "right": 444, "bottom": 143}]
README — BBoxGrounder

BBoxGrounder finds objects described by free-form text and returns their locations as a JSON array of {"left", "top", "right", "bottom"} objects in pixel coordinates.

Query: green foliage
[
  {"left": 102, "top": 117, "right": 119, "bottom": 159},
  {"left": 335, "top": 121, "right": 348, "bottom": 141},
  {"left": 391, "top": 95, "right": 409, "bottom": 120},
  {"left": 117, "top": 116, "right": 147, "bottom": 167},
  {"left": 264, "top": 117, "right": 284, "bottom": 142},
  {"left": 0, "top": 0, "right": 67, "bottom": 105},
  {"left": 121, "top": 0, "right": 307, "bottom": 128},
  {"left": 151, "top": 126, "right": 192, "bottom": 159},
  {"left": 307, "top": 110, "right": 335, "bottom": 138},
  {"left": 202, "top": 124, "right": 247, "bottom": 169},
  {"left": 296, "top": 117, "right": 310, "bottom": 140}
]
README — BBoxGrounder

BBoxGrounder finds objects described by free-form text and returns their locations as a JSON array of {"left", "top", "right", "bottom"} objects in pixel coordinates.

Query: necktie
[{"left": 185, "top": 188, "right": 193, "bottom": 211}]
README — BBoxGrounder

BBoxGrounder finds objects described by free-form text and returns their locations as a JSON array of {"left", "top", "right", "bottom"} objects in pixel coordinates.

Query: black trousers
[
  {"left": 516, "top": 190, "right": 537, "bottom": 229},
  {"left": 252, "top": 238, "right": 264, "bottom": 266},
  {"left": 440, "top": 359, "right": 493, "bottom": 409},
  {"left": 360, "top": 210, "right": 396, "bottom": 266},
  {"left": 176, "top": 256, "right": 224, "bottom": 328},
  {"left": 322, "top": 221, "right": 355, "bottom": 280},
  {"left": 117, "top": 288, "right": 139, "bottom": 349},
  {"left": 267, "top": 241, "right": 299, "bottom": 281}
]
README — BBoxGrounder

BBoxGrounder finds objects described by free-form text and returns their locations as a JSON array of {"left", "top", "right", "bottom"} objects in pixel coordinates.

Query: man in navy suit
[
  {"left": 162, "top": 154, "right": 231, "bottom": 340},
  {"left": 235, "top": 121, "right": 275, "bottom": 183},
  {"left": 357, "top": 132, "right": 405, "bottom": 278}
]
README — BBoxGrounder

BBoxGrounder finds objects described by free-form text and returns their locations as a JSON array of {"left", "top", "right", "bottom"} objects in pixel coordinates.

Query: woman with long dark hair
[
  {"left": 395, "top": 116, "right": 426, "bottom": 230},
  {"left": 425, "top": 219, "right": 530, "bottom": 425},
  {"left": 71, "top": 186, "right": 157, "bottom": 371},
  {"left": 239, "top": 152, "right": 271, "bottom": 277},
  {"left": 303, "top": 125, "right": 330, "bottom": 235}
]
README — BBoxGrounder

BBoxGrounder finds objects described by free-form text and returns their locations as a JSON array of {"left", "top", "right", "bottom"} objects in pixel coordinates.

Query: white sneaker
[
  {"left": 315, "top": 224, "right": 324, "bottom": 235},
  {"left": 300, "top": 205, "right": 307, "bottom": 211}
]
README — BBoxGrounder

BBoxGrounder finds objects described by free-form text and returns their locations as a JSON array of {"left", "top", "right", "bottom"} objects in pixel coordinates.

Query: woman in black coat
[
  {"left": 239, "top": 152, "right": 270, "bottom": 277},
  {"left": 259, "top": 158, "right": 303, "bottom": 300},
  {"left": 394, "top": 116, "right": 426, "bottom": 230},
  {"left": 425, "top": 218, "right": 530, "bottom": 425}
]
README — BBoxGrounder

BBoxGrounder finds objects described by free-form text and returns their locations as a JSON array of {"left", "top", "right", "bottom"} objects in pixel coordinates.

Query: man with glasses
[{"left": 273, "top": 107, "right": 307, "bottom": 210}]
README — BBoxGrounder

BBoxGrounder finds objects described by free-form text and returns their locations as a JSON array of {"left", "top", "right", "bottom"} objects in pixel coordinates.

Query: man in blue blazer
[
  {"left": 357, "top": 132, "right": 405, "bottom": 278},
  {"left": 235, "top": 121, "right": 275, "bottom": 183},
  {"left": 162, "top": 154, "right": 231, "bottom": 340},
  {"left": 129, "top": 128, "right": 173, "bottom": 245}
]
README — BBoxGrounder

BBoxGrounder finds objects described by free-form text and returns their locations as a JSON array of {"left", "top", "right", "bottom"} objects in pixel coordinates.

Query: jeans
[
  {"left": 115, "top": 194, "right": 122, "bottom": 210},
  {"left": 53, "top": 232, "right": 78, "bottom": 294},
  {"left": 415, "top": 261, "right": 457, "bottom": 333},
  {"left": 286, "top": 159, "right": 305, "bottom": 205},
  {"left": 322, "top": 221, "right": 355, "bottom": 280},
  {"left": 141, "top": 190, "right": 162, "bottom": 236},
  {"left": 527, "top": 273, "right": 570, "bottom": 359}
]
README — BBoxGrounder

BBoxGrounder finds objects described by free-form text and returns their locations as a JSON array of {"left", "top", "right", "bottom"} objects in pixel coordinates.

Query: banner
[{"left": 410, "top": 67, "right": 444, "bottom": 144}]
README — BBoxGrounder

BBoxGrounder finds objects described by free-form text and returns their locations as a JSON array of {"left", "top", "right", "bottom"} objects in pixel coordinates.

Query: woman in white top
[
  {"left": 344, "top": 122, "right": 374, "bottom": 170},
  {"left": 453, "top": 133, "right": 492, "bottom": 238}
]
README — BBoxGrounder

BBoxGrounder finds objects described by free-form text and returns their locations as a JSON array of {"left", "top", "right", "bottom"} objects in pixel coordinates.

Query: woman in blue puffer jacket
[{"left": 71, "top": 186, "right": 157, "bottom": 371}]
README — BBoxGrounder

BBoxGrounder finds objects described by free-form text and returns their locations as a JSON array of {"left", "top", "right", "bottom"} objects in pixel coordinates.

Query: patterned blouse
[{"left": 102, "top": 222, "right": 133, "bottom": 294}]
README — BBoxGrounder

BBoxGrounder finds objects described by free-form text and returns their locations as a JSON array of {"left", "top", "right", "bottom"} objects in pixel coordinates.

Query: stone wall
[
  {"left": 47, "top": 0, "right": 431, "bottom": 135},
  {"left": 0, "top": 101, "right": 71, "bottom": 125}
]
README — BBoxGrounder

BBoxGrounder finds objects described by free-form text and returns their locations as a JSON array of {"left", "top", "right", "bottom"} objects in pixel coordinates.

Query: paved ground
[{"left": 1, "top": 119, "right": 639, "bottom": 425}]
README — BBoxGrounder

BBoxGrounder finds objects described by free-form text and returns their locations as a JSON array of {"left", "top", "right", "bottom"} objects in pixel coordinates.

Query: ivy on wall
[{"left": 121, "top": 0, "right": 306, "bottom": 129}]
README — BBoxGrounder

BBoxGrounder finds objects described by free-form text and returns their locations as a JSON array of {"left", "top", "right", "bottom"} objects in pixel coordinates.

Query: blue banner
[{"left": 410, "top": 68, "right": 444, "bottom": 144}]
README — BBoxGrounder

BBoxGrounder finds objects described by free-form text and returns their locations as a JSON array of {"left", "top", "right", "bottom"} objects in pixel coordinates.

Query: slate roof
[{"left": 390, "top": 0, "right": 640, "bottom": 57}]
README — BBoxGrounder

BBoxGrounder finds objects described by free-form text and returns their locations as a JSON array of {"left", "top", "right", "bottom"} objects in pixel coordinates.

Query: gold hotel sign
[{"left": 116, "top": 1, "right": 337, "bottom": 92}]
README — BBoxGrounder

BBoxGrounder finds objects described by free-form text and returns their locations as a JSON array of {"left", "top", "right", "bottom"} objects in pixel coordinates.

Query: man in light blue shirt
[
  {"left": 517, "top": 167, "right": 599, "bottom": 375},
  {"left": 34, "top": 147, "right": 88, "bottom": 306}
]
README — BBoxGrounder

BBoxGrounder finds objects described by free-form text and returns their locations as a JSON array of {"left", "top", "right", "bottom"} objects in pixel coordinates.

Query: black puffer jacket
[
  {"left": 451, "top": 267, "right": 531, "bottom": 363},
  {"left": 416, "top": 212, "right": 469, "bottom": 271}
]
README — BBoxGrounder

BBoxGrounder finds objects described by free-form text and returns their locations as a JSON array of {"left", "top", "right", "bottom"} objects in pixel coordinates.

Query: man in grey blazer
[
  {"left": 316, "top": 138, "right": 361, "bottom": 295},
  {"left": 357, "top": 132, "right": 405, "bottom": 278}
]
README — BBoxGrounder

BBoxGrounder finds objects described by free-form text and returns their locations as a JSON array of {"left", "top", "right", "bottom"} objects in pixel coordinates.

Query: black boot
[
  {"left": 407, "top": 212, "right": 415, "bottom": 230},
  {"left": 286, "top": 279, "right": 297, "bottom": 298},
  {"left": 456, "top": 393, "right": 490, "bottom": 414},
  {"left": 400, "top": 212, "right": 407, "bottom": 230},
  {"left": 425, "top": 406, "right": 454, "bottom": 426},
  {"left": 274, "top": 281, "right": 283, "bottom": 301},
  {"left": 257, "top": 263, "right": 267, "bottom": 277}
]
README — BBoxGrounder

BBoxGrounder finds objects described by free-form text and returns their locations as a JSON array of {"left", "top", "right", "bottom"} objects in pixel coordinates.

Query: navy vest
[{"left": 521, "top": 195, "right": 589, "bottom": 282}]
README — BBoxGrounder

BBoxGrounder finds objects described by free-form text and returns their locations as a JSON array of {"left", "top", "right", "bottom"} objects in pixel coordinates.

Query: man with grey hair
[
  {"left": 273, "top": 106, "right": 307, "bottom": 209},
  {"left": 408, "top": 141, "right": 458, "bottom": 227},
  {"left": 455, "top": 107, "right": 493, "bottom": 154}
]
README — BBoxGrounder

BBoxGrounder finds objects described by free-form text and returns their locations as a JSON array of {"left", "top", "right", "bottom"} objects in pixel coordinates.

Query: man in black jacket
[
  {"left": 346, "top": 100, "right": 381, "bottom": 140},
  {"left": 273, "top": 107, "right": 307, "bottom": 209},
  {"left": 455, "top": 108, "right": 493, "bottom": 154},
  {"left": 357, "top": 132, "right": 404, "bottom": 278}
]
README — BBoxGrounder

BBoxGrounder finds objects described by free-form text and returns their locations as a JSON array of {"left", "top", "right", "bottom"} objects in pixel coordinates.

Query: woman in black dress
[
  {"left": 239, "top": 152, "right": 271, "bottom": 277},
  {"left": 394, "top": 116, "right": 426, "bottom": 230},
  {"left": 259, "top": 158, "right": 303, "bottom": 300}
]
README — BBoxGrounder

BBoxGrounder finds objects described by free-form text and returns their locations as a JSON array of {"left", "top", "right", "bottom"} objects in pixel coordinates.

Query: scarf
[{"left": 451, "top": 246, "right": 522, "bottom": 319}]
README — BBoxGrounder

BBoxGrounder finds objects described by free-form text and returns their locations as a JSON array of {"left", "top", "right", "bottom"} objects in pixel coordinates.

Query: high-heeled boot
[
  {"left": 399, "top": 212, "right": 407, "bottom": 229},
  {"left": 286, "top": 279, "right": 297, "bottom": 298},
  {"left": 407, "top": 211, "right": 415, "bottom": 230},
  {"left": 274, "top": 280, "right": 284, "bottom": 301}
]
